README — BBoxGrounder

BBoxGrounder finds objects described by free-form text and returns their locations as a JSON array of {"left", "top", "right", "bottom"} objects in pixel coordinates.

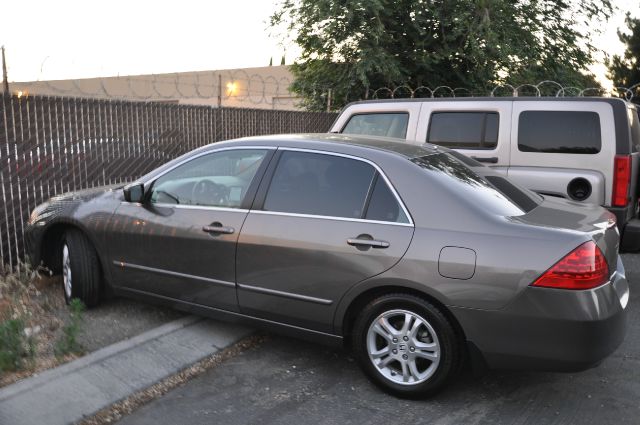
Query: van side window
[
  {"left": 518, "top": 111, "right": 602, "bottom": 154},
  {"left": 342, "top": 113, "right": 409, "bottom": 138},
  {"left": 427, "top": 112, "right": 499, "bottom": 149}
]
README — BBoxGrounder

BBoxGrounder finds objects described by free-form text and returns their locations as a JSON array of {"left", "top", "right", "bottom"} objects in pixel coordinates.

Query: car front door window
[{"left": 150, "top": 149, "right": 268, "bottom": 208}]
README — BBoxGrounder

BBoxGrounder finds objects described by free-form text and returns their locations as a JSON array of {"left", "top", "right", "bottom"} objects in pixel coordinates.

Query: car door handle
[
  {"left": 347, "top": 238, "right": 390, "bottom": 249},
  {"left": 471, "top": 156, "right": 499, "bottom": 164},
  {"left": 202, "top": 223, "right": 235, "bottom": 235}
]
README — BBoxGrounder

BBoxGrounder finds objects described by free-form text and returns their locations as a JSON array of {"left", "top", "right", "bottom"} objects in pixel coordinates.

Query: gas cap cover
[{"left": 438, "top": 246, "right": 477, "bottom": 280}]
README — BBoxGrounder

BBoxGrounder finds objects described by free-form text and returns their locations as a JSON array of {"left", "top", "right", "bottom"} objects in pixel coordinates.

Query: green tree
[
  {"left": 608, "top": 13, "right": 640, "bottom": 103},
  {"left": 271, "top": 0, "right": 612, "bottom": 110}
]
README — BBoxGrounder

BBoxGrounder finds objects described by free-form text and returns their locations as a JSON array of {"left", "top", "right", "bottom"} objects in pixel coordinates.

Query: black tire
[
  {"left": 351, "top": 293, "right": 462, "bottom": 398},
  {"left": 61, "top": 228, "right": 102, "bottom": 307}
]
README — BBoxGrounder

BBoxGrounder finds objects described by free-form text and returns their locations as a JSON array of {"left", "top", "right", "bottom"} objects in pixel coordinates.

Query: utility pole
[
  {"left": 1, "top": 46, "right": 9, "bottom": 95},
  {"left": 217, "top": 74, "right": 222, "bottom": 108}
]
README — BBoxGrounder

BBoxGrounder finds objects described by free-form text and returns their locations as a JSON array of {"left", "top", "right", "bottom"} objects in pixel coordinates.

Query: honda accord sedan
[{"left": 26, "top": 134, "right": 629, "bottom": 397}]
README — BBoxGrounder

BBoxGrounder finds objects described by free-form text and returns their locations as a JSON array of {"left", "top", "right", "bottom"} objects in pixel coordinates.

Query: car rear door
[
  {"left": 415, "top": 100, "right": 512, "bottom": 173},
  {"left": 108, "top": 147, "right": 274, "bottom": 312},
  {"left": 236, "top": 149, "right": 414, "bottom": 334}
]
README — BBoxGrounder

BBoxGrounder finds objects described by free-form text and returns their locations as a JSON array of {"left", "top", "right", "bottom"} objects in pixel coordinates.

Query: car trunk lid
[{"left": 511, "top": 196, "right": 620, "bottom": 276}]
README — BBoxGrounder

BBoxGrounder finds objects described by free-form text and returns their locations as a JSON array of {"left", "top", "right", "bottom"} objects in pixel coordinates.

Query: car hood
[{"left": 49, "top": 184, "right": 123, "bottom": 203}]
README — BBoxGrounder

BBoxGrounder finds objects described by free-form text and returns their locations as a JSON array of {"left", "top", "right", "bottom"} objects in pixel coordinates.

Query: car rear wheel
[
  {"left": 61, "top": 229, "right": 102, "bottom": 307},
  {"left": 352, "top": 293, "right": 461, "bottom": 397}
]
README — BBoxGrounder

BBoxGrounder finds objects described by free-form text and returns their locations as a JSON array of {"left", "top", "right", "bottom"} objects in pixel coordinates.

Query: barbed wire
[
  {"left": 368, "top": 81, "right": 639, "bottom": 102},
  {"left": 12, "top": 73, "right": 640, "bottom": 108},
  {"left": 15, "top": 70, "right": 299, "bottom": 107}
]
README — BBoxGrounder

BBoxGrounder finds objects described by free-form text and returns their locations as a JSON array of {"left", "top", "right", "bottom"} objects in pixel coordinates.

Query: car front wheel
[
  {"left": 352, "top": 293, "right": 461, "bottom": 397},
  {"left": 61, "top": 228, "right": 102, "bottom": 307}
]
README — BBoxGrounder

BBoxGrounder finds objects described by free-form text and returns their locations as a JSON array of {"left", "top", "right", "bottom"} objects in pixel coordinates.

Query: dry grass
[{"left": 0, "top": 265, "right": 79, "bottom": 387}]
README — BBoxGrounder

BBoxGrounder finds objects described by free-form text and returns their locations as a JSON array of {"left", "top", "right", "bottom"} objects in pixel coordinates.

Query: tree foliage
[
  {"left": 608, "top": 13, "right": 640, "bottom": 103},
  {"left": 271, "top": 0, "right": 612, "bottom": 110}
]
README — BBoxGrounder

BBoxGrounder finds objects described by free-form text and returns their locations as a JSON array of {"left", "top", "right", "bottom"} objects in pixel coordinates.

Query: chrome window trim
[
  {"left": 264, "top": 147, "right": 414, "bottom": 226},
  {"left": 152, "top": 203, "right": 250, "bottom": 213},
  {"left": 250, "top": 210, "right": 414, "bottom": 227}
]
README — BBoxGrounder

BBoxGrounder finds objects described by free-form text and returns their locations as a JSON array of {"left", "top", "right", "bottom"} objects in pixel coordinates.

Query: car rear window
[
  {"left": 411, "top": 153, "right": 540, "bottom": 216},
  {"left": 518, "top": 111, "right": 602, "bottom": 154},
  {"left": 427, "top": 112, "right": 499, "bottom": 149},
  {"left": 341, "top": 113, "right": 409, "bottom": 139}
]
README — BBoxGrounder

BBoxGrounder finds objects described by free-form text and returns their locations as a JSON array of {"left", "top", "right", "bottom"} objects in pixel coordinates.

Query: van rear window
[
  {"left": 342, "top": 113, "right": 409, "bottom": 139},
  {"left": 518, "top": 111, "right": 601, "bottom": 154}
]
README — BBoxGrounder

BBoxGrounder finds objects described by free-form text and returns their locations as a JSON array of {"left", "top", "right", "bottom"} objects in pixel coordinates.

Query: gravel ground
[{"left": 76, "top": 297, "right": 184, "bottom": 352}]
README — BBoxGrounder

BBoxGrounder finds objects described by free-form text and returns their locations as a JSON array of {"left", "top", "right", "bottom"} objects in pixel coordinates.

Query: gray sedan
[{"left": 26, "top": 134, "right": 629, "bottom": 397}]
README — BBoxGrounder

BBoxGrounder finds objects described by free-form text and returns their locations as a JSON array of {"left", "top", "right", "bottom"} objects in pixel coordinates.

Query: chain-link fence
[{"left": 0, "top": 94, "right": 337, "bottom": 269}]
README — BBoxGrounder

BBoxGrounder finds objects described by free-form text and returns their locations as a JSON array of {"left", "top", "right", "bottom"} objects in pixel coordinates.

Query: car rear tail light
[
  {"left": 612, "top": 155, "right": 631, "bottom": 207},
  {"left": 531, "top": 241, "right": 609, "bottom": 290}
]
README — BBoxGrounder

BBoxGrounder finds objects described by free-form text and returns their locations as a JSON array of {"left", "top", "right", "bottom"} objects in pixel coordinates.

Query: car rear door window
[
  {"left": 427, "top": 112, "right": 499, "bottom": 149},
  {"left": 518, "top": 111, "right": 602, "bottom": 154},
  {"left": 342, "top": 113, "right": 409, "bottom": 138},
  {"left": 264, "top": 151, "right": 375, "bottom": 219}
]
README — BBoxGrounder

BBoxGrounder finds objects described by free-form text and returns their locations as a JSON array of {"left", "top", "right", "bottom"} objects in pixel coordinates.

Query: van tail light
[
  {"left": 531, "top": 241, "right": 609, "bottom": 290},
  {"left": 612, "top": 155, "right": 631, "bottom": 207}
]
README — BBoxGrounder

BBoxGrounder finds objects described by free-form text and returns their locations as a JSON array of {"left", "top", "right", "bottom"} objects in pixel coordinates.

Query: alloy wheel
[
  {"left": 366, "top": 309, "right": 441, "bottom": 385},
  {"left": 62, "top": 244, "right": 72, "bottom": 299}
]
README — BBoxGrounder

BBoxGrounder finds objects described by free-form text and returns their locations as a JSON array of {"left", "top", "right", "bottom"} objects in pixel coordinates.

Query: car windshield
[{"left": 411, "top": 153, "right": 541, "bottom": 216}]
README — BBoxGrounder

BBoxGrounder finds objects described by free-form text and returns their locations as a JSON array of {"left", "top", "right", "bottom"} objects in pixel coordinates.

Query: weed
[
  {"left": 0, "top": 318, "right": 36, "bottom": 372},
  {"left": 55, "top": 298, "right": 85, "bottom": 357}
]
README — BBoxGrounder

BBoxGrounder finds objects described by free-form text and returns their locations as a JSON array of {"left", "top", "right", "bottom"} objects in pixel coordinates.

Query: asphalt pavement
[{"left": 116, "top": 254, "right": 640, "bottom": 425}]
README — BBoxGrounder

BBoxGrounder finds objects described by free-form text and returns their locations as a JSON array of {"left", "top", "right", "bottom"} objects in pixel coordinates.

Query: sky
[{"left": 0, "top": 0, "right": 638, "bottom": 88}]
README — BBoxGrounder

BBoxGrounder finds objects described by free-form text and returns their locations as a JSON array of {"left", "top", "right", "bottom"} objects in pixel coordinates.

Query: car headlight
[{"left": 28, "top": 203, "right": 49, "bottom": 225}]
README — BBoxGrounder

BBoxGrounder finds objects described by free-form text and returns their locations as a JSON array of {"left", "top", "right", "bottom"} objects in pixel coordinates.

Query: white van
[{"left": 331, "top": 97, "right": 640, "bottom": 250}]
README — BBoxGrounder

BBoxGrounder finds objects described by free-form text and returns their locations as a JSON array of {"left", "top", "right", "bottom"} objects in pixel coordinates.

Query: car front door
[
  {"left": 236, "top": 149, "right": 415, "bottom": 334},
  {"left": 109, "top": 147, "right": 274, "bottom": 312}
]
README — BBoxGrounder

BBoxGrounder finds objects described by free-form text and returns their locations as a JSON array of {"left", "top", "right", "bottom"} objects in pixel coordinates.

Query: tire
[
  {"left": 351, "top": 293, "right": 461, "bottom": 398},
  {"left": 61, "top": 228, "right": 102, "bottom": 307}
]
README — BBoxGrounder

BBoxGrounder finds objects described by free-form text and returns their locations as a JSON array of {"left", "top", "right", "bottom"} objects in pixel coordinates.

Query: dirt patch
[
  {"left": 0, "top": 275, "right": 73, "bottom": 387},
  {"left": 0, "top": 272, "right": 184, "bottom": 388}
]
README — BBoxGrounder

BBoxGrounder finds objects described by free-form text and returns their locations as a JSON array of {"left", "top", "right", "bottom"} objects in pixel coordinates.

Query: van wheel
[
  {"left": 352, "top": 293, "right": 461, "bottom": 397},
  {"left": 61, "top": 229, "right": 102, "bottom": 307}
]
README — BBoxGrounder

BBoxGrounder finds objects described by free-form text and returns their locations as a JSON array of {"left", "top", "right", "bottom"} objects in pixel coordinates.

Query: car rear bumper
[{"left": 452, "top": 256, "right": 629, "bottom": 372}]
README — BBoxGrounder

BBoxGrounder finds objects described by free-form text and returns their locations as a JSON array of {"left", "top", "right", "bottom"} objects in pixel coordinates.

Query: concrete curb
[
  {"left": 0, "top": 315, "right": 201, "bottom": 401},
  {"left": 0, "top": 316, "right": 253, "bottom": 425}
]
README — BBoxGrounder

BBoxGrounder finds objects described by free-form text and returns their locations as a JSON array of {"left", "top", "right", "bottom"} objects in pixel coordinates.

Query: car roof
[
  {"left": 341, "top": 96, "right": 632, "bottom": 107},
  {"left": 232, "top": 133, "right": 440, "bottom": 159}
]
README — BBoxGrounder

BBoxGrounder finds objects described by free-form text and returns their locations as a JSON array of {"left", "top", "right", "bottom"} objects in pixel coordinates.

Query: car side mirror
[{"left": 123, "top": 183, "right": 145, "bottom": 203}]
